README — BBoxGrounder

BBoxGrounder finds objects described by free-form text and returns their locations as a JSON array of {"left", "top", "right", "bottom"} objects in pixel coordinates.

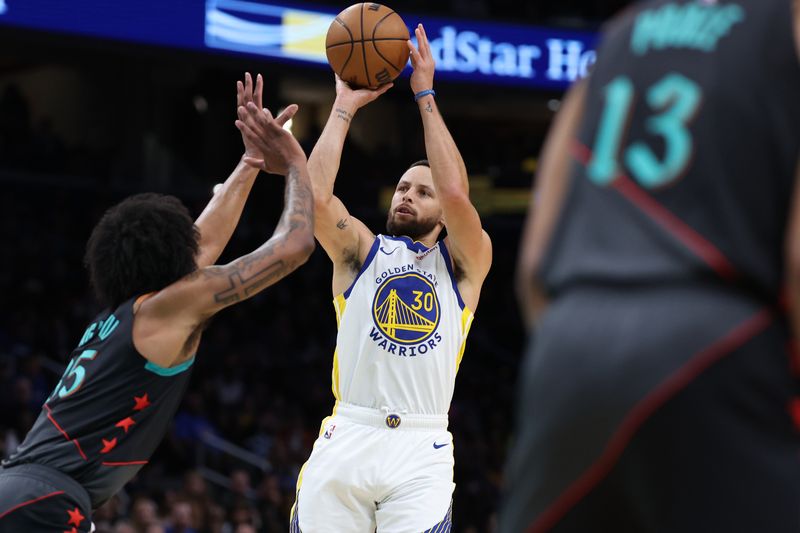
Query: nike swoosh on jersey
[
  {"left": 380, "top": 246, "right": 401, "bottom": 255},
  {"left": 433, "top": 442, "right": 449, "bottom": 449}
]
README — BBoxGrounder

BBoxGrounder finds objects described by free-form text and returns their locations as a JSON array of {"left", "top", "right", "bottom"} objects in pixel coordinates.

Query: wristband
[{"left": 414, "top": 89, "right": 436, "bottom": 102}]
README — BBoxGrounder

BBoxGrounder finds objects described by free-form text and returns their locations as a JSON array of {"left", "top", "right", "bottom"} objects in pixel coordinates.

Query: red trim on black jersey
[
  {"left": 101, "top": 460, "right": 148, "bottom": 467},
  {"left": 0, "top": 490, "right": 65, "bottom": 519},
  {"left": 526, "top": 307, "right": 773, "bottom": 533},
  {"left": 44, "top": 404, "right": 87, "bottom": 461},
  {"left": 570, "top": 141, "right": 739, "bottom": 281}
]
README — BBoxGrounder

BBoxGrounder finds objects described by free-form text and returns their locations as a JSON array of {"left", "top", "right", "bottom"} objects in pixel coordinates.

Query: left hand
[
  {"left": 236, "top": 73, "right": 298, "bottom": 161},
  {"left": 407, "top": 24, "right": 435, "bottom": 95},
  {"left": 237, "top": 73, "right": 263, "bottom": 160},
  {"left": 236, "top": 102, "right": 306, "bottom": 176}
]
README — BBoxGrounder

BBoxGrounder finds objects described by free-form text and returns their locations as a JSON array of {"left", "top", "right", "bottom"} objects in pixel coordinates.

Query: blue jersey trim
[
  {"left": 383, "top": 234, "right": 430, "bottom": 253},
  {"left": 438, "top": 240, "right": 466, "bottom": 310},
  {"left": 144, "top": 356, "right": 195, "bottom": 376},
  {"left": 342, "top": 237, "right": 380, "bottom": 299}
]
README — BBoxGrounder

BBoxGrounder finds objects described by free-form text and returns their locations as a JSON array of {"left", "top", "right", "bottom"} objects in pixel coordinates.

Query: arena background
[{"left": 0, "top": 1, "right": 628, "bottom": 531}]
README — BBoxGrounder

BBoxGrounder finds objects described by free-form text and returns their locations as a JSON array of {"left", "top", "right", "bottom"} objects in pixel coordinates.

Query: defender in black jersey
[
  {"left": 504, "top": 1, "right": 800, "bottom": 532},
  {"left": 0, "top": 74, "right": 315, "bottom": 532}
]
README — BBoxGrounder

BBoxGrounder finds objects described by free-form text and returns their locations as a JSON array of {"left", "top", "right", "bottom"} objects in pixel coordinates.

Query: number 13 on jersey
[{"left": 587, "top": 72, "right": 702, "bottom": 189}]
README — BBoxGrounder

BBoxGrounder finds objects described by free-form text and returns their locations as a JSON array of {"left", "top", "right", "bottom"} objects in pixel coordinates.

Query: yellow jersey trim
[
  {"left": 331, "top": 295, "right": 347, "bottom": 400},
  {"left": 455, "top": 307, "right": 475, "bottom": 373}
]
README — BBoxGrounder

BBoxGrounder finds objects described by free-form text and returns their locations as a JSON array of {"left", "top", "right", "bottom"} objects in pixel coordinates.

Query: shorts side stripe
[
  {"left": 423, "top": 500, "right": 453, "bottom": 533},
  {"left": 0, "top": 490, "right": 65, "bottom": 520}
]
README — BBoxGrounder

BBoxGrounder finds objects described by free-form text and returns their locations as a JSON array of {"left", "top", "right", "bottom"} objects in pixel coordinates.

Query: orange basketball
[{"left": 325, "top": 3, "right": 410, "bottom": 89}]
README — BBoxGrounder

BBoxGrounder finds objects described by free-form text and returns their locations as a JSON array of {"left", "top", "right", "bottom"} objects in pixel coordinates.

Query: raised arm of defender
[
  {"left": 133, "top": 82, "right": 315, "bottom": 368},
  {"left": 193, "top": 73, "right": 298, "bottom": 268},
  {"left": 309, "top": 76, "right": 391, "bottom": 295},
  {"left": 409, "top": 24, "right": 492, "bottom": 311}
]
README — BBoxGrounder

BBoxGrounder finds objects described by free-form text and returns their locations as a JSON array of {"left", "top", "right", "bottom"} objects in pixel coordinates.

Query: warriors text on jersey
[
  {"left": 3, "top": 296, "right": 193, "bottom": 509},
  {"left": 331, "top": 234, "right": 474, "bottom": 415}
]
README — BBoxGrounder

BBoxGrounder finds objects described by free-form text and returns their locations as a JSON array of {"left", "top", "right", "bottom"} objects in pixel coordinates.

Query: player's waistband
[
  {"left": 0, "top": 462, "right": 91, "bottom": 512},
  {"left": 334, "top": 402, "right": 449, "bottom": 431}
]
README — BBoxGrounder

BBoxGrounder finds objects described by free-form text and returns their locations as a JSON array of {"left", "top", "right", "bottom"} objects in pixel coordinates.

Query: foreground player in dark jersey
[
  {"left": 0, "top": 74, "right": 314, "bottom": 532},
  {"left": 503, "top": 1, "right": 800, "bottom": 532}
]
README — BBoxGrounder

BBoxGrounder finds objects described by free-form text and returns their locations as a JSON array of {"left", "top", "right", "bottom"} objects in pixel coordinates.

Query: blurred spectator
[
  {"left": 165, "top": 499, "right": 197, "bottom": 533},
  {"left": 131, "top": 496, "right": 161, "bottom": 531}
]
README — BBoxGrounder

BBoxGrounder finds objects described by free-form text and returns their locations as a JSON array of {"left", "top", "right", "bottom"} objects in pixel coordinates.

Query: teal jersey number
[
  {"left": 588, "top": 73, "right": 702, "bottom": 188},
  {"left": 49, "top": 349, "right": 99, "bottom": 401}
]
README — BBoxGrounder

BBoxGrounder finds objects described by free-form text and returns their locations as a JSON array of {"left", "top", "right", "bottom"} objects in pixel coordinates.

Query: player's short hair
[
  {"left": 84, "top": 193, "right": 199, "bottom": 309},
  {"left": 408, "top": 159, "right": 430, "bottom": 170}
]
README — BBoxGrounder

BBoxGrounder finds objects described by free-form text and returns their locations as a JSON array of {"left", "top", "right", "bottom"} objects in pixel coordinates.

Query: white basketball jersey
[{"left": 330, "top": 235, "right": 474, "bottom": 416}]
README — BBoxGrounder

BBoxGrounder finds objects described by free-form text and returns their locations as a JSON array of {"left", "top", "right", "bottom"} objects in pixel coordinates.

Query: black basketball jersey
[
  {"left": 540, "top": 0, "right": 800, "bottom": 301},
  {"left": 3, "top": 296, "right": 194, "bottom": 508}
]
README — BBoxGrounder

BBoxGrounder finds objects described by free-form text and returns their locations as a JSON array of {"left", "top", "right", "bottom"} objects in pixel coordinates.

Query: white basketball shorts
[{"left": 290, "top": 402, "right": 455, "bottom": 532}]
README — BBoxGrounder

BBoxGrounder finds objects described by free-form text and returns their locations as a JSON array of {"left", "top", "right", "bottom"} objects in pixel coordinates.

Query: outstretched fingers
[
  {"left": 238, "top": 72, "right": 266, "bottom": 110},
  {"left": 275, "top": 104, "right": 299, "bottom": 127},
  {"left": 243, "top": 72, "right": 255, "bottom": 107},
  {"left": 407, "top": 39, "right": 420, "bottom": 67},
  {"left": 254, "top": 73, "right": 264, "bottom": 109},
  {"left": 238, "top": 105, "right": 266, "bottom": 140},
  {"left": 418, "top": 24, "right": 431, "bottom": 57}
]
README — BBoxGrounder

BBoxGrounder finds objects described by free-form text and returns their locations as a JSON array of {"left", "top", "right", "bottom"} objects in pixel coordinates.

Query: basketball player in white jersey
[{"left": 288, "top": 24, "right": 492, "bottom": 532}]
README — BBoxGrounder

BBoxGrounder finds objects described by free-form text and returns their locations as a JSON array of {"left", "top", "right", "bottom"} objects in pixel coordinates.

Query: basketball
[{"left": 325, "top": 3, "right": 410, "bottom": 89}]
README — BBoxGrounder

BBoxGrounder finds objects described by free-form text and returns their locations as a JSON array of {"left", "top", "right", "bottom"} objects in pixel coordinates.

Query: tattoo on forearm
[
  {"left": 209, "top": 166, "right": 314, "bottom": 306},
  {"left": 284, "top": 167, "right": 313, "bottom": 225},
  {"left": 425, "top": 102, "right": 433, "bottom": 113},
  {"left": 336, "top": 218, "right": 348, "bottom": 230},
  {"left": 335, "top": 108, "right": 353, "bottom": 123},
  {"left": 213, "top": 259, "right": 287, "bottom": 305}
]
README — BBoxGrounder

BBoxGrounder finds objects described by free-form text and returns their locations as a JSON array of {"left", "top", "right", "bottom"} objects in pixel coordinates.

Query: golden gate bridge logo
[{"left": 372, "top": 273, "right": 440, "bottom": 344}]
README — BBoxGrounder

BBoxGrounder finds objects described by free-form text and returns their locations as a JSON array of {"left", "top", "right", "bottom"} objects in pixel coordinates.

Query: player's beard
[{"left": 386, "top": 211, "right": 440, "bottom": 241}]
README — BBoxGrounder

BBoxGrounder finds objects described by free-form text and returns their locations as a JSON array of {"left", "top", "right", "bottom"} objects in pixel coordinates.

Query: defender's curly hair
[{"left": 84, "top": 193, "right": 199, "bottom": 309}]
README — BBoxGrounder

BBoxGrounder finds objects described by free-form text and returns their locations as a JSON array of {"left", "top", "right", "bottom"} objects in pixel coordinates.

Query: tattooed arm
[
  {"left": 132, "top": 100, "right": 315, "bottom": 368},
  {"left": 309, "top": 75, "right": 390, "bottom": 296}
]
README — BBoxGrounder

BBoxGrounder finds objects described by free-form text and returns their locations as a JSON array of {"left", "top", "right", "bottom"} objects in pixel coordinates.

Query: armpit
[
  {"left": 342, "top": 247, "right": 362, "bottom": 274},
  {"left": 453, "top": 258, "right": 466, "bottom": 282}
]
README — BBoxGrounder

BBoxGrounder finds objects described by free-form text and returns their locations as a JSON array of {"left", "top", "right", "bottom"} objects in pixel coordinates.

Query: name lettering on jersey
[
  {"left": 376, "top": 264, "right": 438, "bottom": 287},
  {"left": 631, "top": 2, "right": 744, "bottom": 56},
  {"left": 78, "top": 314, "right": 120, "bottom": 347},
  {"left": 370, "top": 272, "right": 443, "bottom": 356}
]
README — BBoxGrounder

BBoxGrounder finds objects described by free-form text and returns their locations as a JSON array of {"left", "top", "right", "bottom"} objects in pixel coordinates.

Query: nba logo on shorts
[
  {"left": 324, "top": 424, "right": 336, "bottom": 439},
  {"left": 385, "top": 414, "right": 401, "bottom": 428}
]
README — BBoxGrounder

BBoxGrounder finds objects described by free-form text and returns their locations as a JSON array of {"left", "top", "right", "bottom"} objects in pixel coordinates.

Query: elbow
[
  {"left": 313, "top": 192, "right": 334, "bottom": 214},
  {"left": 311, "top": 182, "right": 333, "bottom": 206},
  {"left": 289, "top": 233, "right": 316, "bottom": 266}
]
